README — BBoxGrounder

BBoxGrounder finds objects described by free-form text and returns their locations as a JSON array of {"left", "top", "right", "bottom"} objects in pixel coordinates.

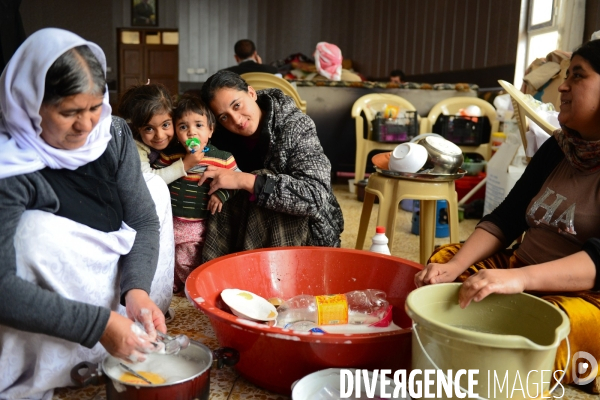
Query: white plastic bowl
[
  {"left": 291, "top": 368, "right": 389, "bottom": 400},
  {"left": 388, "top": 142, "right": 428, "bottom": 173}
]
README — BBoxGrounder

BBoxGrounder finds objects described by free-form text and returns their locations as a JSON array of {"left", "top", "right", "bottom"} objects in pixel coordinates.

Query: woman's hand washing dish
[{"left": 387, "top": 142, "right": 428, "bottom": 173}]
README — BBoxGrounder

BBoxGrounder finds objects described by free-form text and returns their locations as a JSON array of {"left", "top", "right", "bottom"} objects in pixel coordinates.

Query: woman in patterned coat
[{"left": 199, "top": 70, "right": 343, "bottom": 261}]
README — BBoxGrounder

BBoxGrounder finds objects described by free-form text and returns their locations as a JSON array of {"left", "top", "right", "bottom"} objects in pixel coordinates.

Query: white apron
[{"left": 0, "top": 173, "right": 174, "bottom": 400}]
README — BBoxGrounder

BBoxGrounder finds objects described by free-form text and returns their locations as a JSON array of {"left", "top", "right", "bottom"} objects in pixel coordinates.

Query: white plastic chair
[
  {"left": 498, "top": 80, "right": 557, "bottom": 162},
  {"left": 240, "top": 72, "right": 307, "bottom": 113},
  {"left": 352, "top": 93, "right": 427, "bottom": 182},
  {"left": 425, "top": 97, "right": 499, "bottom": 160}
]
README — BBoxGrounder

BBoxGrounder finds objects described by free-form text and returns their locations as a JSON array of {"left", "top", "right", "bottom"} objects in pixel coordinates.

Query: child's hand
[
  {"left": 182, "top": 151, "right": 205, "bottom": 171},
  {"left": 207, "top": 194, "right": 223, "bottom": 214}
]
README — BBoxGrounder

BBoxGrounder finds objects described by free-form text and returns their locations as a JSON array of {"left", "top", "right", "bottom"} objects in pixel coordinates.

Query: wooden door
[
  {"left": 146, "top": 45, "right": 178, "bottom": 95},
  {"left": 118, "top": 29, "right": 179, "bottom": 99}
]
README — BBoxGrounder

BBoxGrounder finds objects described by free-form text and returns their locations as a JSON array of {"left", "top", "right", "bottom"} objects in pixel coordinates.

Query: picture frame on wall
[{"left": 132, "top": 0, "right": 157, "bottom": 26}]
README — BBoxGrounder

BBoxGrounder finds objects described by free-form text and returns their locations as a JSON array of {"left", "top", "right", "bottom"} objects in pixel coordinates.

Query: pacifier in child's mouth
[{"left": 185, "top": 138, "right": 210, "bottom": 154}]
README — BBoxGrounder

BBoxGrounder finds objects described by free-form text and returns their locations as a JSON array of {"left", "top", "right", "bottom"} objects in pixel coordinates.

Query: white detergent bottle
[{"left": 369, "top": 226, "right": 391, "bottom": 255}]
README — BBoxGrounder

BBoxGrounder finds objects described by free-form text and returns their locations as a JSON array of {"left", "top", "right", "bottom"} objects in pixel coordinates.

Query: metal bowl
[{"left": 417, "top": 135, "right": 464, "bottom": 174}]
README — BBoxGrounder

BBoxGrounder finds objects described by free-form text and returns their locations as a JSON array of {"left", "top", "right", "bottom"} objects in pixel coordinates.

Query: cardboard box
[
  {"left": 483, "top": 134, "right": 526, "bottom": 215},
  {"left": 522, "top": 50, "right": 570, "bottom": 111}
]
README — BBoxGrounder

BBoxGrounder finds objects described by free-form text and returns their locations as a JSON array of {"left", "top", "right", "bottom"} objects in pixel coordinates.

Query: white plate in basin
[{"left": 221, "top": 289, "right": 278, "bottom": 322}]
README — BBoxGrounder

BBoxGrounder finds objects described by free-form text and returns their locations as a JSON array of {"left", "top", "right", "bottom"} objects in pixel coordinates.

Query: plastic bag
[{"left": 493, "top": 93, "right": 514, "bottom": 121}]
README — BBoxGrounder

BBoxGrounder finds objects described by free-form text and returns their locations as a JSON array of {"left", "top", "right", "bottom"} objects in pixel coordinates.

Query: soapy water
[
  {"left": 284, "top": 321, "right": 325, "bottom": 333},
  {"left": 139, "top": 308, "right": 156, "bottom": 336},
  {"left": 132, "top": 321, "right": 188, "bottom": 355},
  {"left": 286, "top": 321, "right": 402, "bottom": 334},
  {"left": 105, "top": 352, "right": 205, "bottom": 385},
  {"left": 130, "top": 322, "right": 146, "bottom": 337},
  {"left": 127, "top": 353, "right": 142, "bottom": 363}
]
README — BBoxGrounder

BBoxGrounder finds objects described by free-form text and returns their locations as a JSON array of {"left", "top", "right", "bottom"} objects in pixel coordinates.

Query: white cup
[{"left": 388, "top": 142, "right": 428, "bottom": 173}]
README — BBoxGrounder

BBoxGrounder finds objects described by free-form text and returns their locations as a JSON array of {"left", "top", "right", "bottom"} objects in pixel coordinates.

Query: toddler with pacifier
[
  {"left": 118, "top": 85, "right": 240, "bottom": 292},
  {"left": 169, "top": 94, "right": 241, "bottom": 291},
  {"left": 117, "top": 83, "right": 206, "bottom": 184}
]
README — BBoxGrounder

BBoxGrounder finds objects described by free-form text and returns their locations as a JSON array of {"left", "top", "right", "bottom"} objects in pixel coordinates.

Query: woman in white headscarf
[{"left": 0, "top": 28, "right": 174, "bottom": 399}]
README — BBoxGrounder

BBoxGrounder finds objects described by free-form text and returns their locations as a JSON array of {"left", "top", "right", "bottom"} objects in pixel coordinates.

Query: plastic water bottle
[
  {"left": 275, "top": 289, "right": 389, "bottom": 327},
  {"left": 284, "top": 321, "right": 326, "bottom": 333},
  {"left": 370, "top": 226, "right": 391, "bottom": 255}
]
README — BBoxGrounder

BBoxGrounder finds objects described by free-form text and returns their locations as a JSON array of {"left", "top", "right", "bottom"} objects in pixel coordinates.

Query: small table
[{"left": 355, "top": 171, "right": 461, "bottom": 264}]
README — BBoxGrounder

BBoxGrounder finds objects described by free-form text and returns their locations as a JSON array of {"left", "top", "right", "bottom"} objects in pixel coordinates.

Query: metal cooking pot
[
  {"left": 412, "top": 134, "right": 464, "bottom": 174},
  {"left": 71, "top": 341, "right": 238, "bottom": 400}
]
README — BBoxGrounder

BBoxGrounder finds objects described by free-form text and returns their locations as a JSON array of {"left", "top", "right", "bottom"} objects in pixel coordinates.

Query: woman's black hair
[
  {"left": 117, "top": 83, "right": 173, "bottom": 141},
  {"left": 200, "top": 70, "right": 248, "bottom": 105},
  {"left": 173, "top": 94, "right": 216, "bottom": 130},
  {"left": 572, "top": 39, "right": 600, "bottom": 74},
  {"left": 43, "top": 45, "right": 106, "bottom": 105}
]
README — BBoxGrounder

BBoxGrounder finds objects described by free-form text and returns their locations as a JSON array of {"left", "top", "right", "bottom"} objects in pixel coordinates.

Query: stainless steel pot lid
[{"left": 422, "top": 135, "right": 462, "bottom": 156}]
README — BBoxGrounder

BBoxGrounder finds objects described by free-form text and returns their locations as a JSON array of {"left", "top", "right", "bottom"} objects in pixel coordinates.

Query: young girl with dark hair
[
  {"left": 119, "top": 88, "right": 240, "bottom": 292},
  {"left": 118, "top": 83, "right": 206, "bottom": 183}
]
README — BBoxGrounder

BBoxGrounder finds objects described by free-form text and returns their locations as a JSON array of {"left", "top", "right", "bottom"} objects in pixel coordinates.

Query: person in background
[
  {"left": 312, "top": 42, "right": 361, "bottom": 82},
  {"left": 390, "top": 69, "right": 406, "bottom": 84},
  {"left": 415, "top": 39, "right": 600, "bottom": 391},
  {"left": 224, "top": 39, "right": 280, "bottom": 76},
  {"left": 0, "top": 28, "right": 173, "bottom": 399},
  {"left": 199, "top": 70, "right": 344, "bottom": 261}
]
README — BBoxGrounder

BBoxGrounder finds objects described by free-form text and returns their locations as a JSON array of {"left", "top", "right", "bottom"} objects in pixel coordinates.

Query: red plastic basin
[
  {"left": 186, "top": 247, "right": 422, "bottom": 395},
  {"left": 456, "top": 172, "right": 486, "bottom": 204}
]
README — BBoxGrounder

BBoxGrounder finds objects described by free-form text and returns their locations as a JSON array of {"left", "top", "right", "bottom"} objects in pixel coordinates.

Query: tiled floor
[{"left": 52, "top": 182, "right": 598, "bottom": 399}]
